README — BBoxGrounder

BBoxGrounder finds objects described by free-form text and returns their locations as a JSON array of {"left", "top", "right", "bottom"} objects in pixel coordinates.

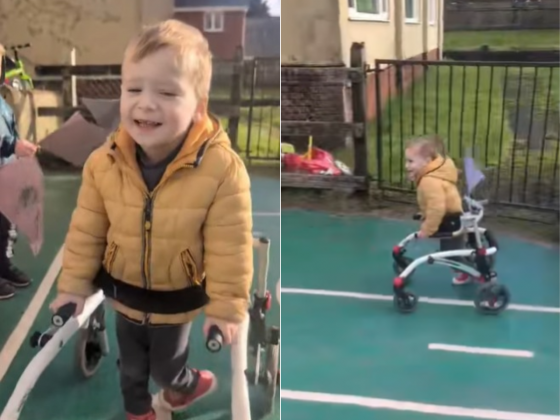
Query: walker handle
[
  {"left": 206, "top": 325, "right": 224, "bottom": 353},
  {"left": 51, "top": 302, "right": 77, "bottom": 327}
]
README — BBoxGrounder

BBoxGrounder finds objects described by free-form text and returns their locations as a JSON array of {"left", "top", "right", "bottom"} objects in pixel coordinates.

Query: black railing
[
  {"left": 374, "top": 59, "right": 559, "bottom": 212},
  {"left": 240, "top": 58, "right": 280, "bottom": 162}
]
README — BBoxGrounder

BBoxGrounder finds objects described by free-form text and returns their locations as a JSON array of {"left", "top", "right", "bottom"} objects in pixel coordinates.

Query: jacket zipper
[
  {"left": 129, "top": 155, "right": 204, "bottom": 325},
  {"left": 141, "top": 194, "right": 154, "bottom": 324}
]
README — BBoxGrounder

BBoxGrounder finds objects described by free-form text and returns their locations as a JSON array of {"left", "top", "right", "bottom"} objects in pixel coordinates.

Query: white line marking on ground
[
  {"left": 281, "top": 287, "right": 560, "bottom": 314},
  {"left": 428, "top": 343, "right": 534, "bottom": 358},
  {"left": 0, "top": 246, "right": 64, "bottom": 382},
  {"left": 281, "top": 389, "right": 560, "bottom": 420},
  {"left": 253, "top": 212, "right": 280, "bottom": 217}
]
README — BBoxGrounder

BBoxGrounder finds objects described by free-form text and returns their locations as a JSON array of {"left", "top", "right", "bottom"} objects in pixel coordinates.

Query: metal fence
[
  {"left": 33, "top": 54, "right": 280, "bottom": 162},
  {"left": 374, "top": 59, "right": 560, "bottom": 214},
  {"left": 444, "top": 0, "right": 559, "bottom": 31}
]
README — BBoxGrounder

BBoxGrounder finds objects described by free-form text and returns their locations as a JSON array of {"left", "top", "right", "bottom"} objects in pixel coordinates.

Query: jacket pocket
[
  {"left": 104, "top": 242, "right": 119, "bottom": 273},
  {"left": 180, "top": 249, "right": 200, "bottom": 287}
]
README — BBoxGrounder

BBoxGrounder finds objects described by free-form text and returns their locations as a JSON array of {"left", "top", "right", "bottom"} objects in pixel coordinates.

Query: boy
[
  {"left": 49, "top": 20, "right": 254, "bottom": 420},
  {"left": 0, "top": 44, "right": 38, "bottom": 299},
  {"left": 404, "top": 135, "right": 471, "bottom": 285}
]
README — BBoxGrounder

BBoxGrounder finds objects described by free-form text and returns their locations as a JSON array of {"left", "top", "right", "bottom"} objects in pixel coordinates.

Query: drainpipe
[
  {"left": 394, "top": 0, "right": 403, "bottom": 60},
  {"left": 437, "top": 0, "right": 443, "bottom": 59},
  {"left": 422, "top": 0, "right": 428, "bottom": 60}
]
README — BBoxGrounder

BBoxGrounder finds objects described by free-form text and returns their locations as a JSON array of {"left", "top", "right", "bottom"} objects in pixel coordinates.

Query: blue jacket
[{"left": 0, "top": 95, "right": 18, "bottom": 165}]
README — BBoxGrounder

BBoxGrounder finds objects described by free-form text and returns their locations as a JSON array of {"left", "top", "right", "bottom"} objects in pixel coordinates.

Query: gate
[
  {"left": 32, "top": 49, "right": 281, "bottom": 165},
  {"left": 374, "top": 59, "right": 559, "bottom": 214},
  {"left": 237, "top": 57, "right": 280, "bottom": 162}
]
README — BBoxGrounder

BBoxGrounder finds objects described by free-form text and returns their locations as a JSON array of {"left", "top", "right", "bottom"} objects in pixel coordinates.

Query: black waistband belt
[{"left": 93, "top": 268, "right": 209, "bottom": 315}]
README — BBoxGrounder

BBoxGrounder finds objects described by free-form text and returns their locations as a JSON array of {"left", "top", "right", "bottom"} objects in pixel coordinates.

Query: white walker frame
[
  {"left": 393, "top": 196, "right": 509, "bottom": 314},
  {"left": 1, "top": 235, "right": 276, "bottom": 420}
]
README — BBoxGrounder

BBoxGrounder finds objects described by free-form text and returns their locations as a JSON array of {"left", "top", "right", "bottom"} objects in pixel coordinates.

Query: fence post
[
  {"left": 374, "top": 61, "right": 383, "bottom": 187},
  {"left": 61, "top": 66, "right": 72, "bottom": 121},
  {"left": 228, "top": 46, "right": 244, "bottom": 151},
  {"left": 350, "top": 42, "right": 368, "bottom": 177},
  {"left": 244, "top": 59, "right": 258, "bottom": 160},
  {"left": 70, "top": 48, "right": 77, "bottom": 107}
]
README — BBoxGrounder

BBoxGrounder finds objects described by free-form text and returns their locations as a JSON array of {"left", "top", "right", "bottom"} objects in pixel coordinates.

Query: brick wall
[
  {"left": 281, "top": 66, "right": 351, "bottom": 152},
  {"left": 174, "top": 11, "right": 245, "bottom": 60},
  {"left": 281, "top": 48, "right": 440, "bottom": 149}
]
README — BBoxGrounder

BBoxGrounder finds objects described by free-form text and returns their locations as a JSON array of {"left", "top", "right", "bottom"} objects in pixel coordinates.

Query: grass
[
  {"left": 219, "top": 106, "right": 280, "bottom": 160},
  {"left": 210, "top": 84, "right": 280, "bottom": 161},
  {"left": 495, "top": 136, "right": 559, "bottom": 208},
  {"left": 444, "top": 29, "right": 560, "bottom": 51},
  {"left": 335, "top": 65, "right": 515, "bottom": 184},
  {"left": 505, "top": 67, "right": 559, "bottom": 115},
  {"left": 333, "top": 62, "right": 559, "bottom": 208}
]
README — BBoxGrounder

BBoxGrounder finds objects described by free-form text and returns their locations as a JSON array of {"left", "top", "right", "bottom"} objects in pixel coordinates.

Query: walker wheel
[
  {"left": 474, "top": 283, "right": 510, "bottom": 315},
  {"left": 76, "top": 328, "right": 104, "bottom": 378},
  {"left": 393, "top": 291, "right": 418, "bottom": 313}
]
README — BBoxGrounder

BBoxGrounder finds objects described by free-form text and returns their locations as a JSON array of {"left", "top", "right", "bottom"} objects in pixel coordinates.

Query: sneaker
[
  {"left": 0, "top": 278, "right": 15, "bottom": 299},
  {"left": 3, "top": 264, "right": 31, "bottom": 288},
  {"left": 157, "top": 370, "right": 217, "bottom": 412},
  {"left": 125, "top": 411, "right": 156, "bottom": 420},
  {"left": 452, "top": 272, "right": 471, "bottom": 285}
]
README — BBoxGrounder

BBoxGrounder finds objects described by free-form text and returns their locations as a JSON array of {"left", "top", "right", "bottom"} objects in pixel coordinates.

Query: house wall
[
  {"left": 281, "top": 0, "right": 344, "bottom": 65},
  {"left": 337, "top": 4, "right": 396, "bottom": 67},
  {"left": 282, "top": 0, "right": 445, "bottom": 132},
  {"left": 0, "top": 0, "right": 173, "bottom": 66},
  {"left": 353, "top": 0, "right": 443, "bottom": 120},
  {"left": 174, "top": 10, "right": 245, "bottom": 60},
  {"left": 0, "top": 0, "right": 251, "bottom": 65}
]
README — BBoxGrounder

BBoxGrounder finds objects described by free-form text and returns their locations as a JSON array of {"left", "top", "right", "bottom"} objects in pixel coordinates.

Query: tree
[{"left": 247, "top": 0, "right": 270, "bottom": 17}]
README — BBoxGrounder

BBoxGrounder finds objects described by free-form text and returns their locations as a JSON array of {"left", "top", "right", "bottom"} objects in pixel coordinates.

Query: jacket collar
[
  {"left": 108, "top": 113, "right": 219, "bottom": 171},
  {"left": 415, "top": 155, "right": 446, "bottom": 185}
]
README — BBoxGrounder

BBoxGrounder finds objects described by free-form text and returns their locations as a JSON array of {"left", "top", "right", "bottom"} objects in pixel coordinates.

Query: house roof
[
  {"left": 174, "top": 0, "right": 250, "bottom": 8},
  {"left": 245, "top": 17, "right": 280, "bottom": 58}
]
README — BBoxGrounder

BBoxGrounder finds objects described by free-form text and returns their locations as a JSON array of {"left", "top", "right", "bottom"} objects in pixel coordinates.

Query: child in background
[
  {"left": 49, "top": 21, "right": 253, "bottom": 420},
  {"left": 0, "top": 43, "right": 39, "bottom": 299},
  {"left": 404, "top": 135, "right": 471, "bottom": 285}
]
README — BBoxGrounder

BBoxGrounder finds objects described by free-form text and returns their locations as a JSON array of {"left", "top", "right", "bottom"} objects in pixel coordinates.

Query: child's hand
[
  {"left": 49, "top": 293, "right": 86, "bottom": 317},
  {"left": 15, "top": 139, "right": 38, "bottom": 157},
  {"left": 416, "top": 231, "right": 428, "bottom": 239},
  {"left": 203, "top": 317, "right": 239, "bottom": 346}
]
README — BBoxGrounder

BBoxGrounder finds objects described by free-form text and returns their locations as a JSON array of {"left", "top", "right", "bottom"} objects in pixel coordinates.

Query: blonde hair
[
  {"left": 406, "top": 135, "right": 446, "bottom": 160},
  {"left": 124, "top": 19, "right": 212, "bottom": 100},
  {"left": 0, "top": 44, "right": 5, "bottom": 56}
]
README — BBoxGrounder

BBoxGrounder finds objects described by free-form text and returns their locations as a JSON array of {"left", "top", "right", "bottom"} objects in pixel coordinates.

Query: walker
[
  {"left": 391, "top": 158, "right": 510, "bottom": 315},
  {"left": 0, "top": 234, "right": 279, "bottom": 420}
]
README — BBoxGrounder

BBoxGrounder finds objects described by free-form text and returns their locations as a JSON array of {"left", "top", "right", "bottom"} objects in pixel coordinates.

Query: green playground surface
[
  {"left": 0, "top": 170, "right": 280, "bottom": 420},
  {"left": 281, "top": 210, "right": 560, "bottom": 420}
]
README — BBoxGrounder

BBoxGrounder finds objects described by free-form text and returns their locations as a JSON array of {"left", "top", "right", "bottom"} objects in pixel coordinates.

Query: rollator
[
  {"left": 391, "top": 157, "right": 510, "bottom": 315},
  {"left": 0, "top": 234, "right": 279, "bottom": 420}
]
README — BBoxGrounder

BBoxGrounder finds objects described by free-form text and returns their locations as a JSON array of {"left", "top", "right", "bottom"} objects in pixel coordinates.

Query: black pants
[
  {"left": 440, "top": 234, "right": 468, "bottom": 266},
  {"left": 0, "top": 212, "right": 16, "bottom": 272},
  {"left": 116, "top": 313, "right": 195, "bottom": 415}
]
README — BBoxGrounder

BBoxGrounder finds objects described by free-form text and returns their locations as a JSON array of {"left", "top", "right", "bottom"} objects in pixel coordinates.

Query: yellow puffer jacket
[
  {"left": 416, "top": 155, "right": 463, "bottom": 236},
  {"left": 57, "top": 114, "right": 254, "bottom": 325}
]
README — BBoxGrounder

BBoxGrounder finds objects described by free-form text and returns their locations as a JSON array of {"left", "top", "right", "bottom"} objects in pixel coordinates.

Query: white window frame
[
  {"left": 203, "top": 11, "right": 224, "bottom": 32},
  {"left": 428, "top": 0, "right": 437, "bottom": 25},
  {"left": 348, "top": 0, "right": 389, "bottom": 22},
  {"left": 404, "top": 0, "right": 419, "bottom": 23}
]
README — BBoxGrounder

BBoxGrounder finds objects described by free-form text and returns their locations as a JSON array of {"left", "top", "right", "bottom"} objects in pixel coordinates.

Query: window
[
  {"left": 428, "top": 0, "right": 437, "bottom": 25},
  {"left": 348, "top": 0, "right": 389, "bottom": 21},
  {"left": 203, "top": 11, "right": 224, "bottom": 32},
  {"left": 404, "top": 0, "right": 419, "bottom": 23}
]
